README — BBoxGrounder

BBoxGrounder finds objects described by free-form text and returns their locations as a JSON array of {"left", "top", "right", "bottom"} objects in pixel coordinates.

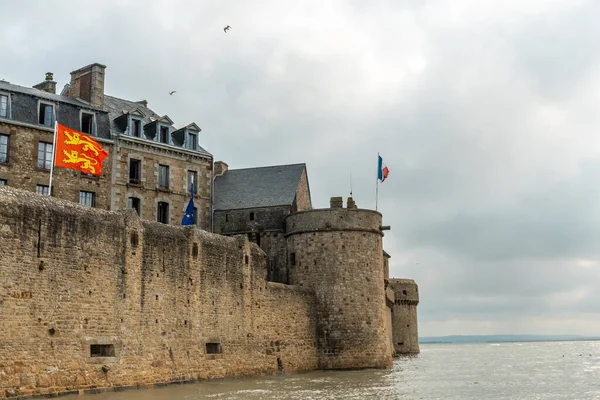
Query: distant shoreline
[{"left": 420, "top": 335, "right": 600, "bottom": 345}]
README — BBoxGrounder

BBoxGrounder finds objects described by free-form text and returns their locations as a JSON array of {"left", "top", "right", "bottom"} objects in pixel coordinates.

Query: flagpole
[
  {"left": 48, "top": 121, "right": 58, "bottom": 195},
  {"left": 376, "top": 152, "right": 379, "bottom": 211}
]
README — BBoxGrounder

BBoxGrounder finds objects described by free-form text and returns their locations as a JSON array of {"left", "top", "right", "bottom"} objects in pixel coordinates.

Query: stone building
[
  {"left": 0, "top": 63, "right": 212, "bottom": 229},
  {"left": 213, "top": 162, "right": 311, "bottom": 283}
]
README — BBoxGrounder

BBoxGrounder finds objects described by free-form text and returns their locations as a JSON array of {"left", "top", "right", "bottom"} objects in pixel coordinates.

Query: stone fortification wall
[
  {"left": 285, "top": 208, "right": 393, "bottom": 369},
  {"left": 0, "top": 186, "right": 317, "bottom": 399},
  {"left": 389, "top": 279, "right": 420, "bottom": 355}
]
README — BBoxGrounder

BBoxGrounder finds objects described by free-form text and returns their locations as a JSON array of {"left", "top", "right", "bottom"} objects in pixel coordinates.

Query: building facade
[{"left": 0, "top": 63, "right": 212, "bottom": 229}]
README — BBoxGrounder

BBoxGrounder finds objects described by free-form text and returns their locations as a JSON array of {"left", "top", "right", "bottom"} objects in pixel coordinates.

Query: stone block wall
[
  {"left": 110, "top": 138, "right": 212, "bottom": 230},
  {"left": 389, "top": 279, "right": 420, "bottom": 355},
  {"left": 285, "top": 208, "right": 393, "bottom": 369},
  {"left": 0, "top": 186, "right": 318, "bottom": 399}
]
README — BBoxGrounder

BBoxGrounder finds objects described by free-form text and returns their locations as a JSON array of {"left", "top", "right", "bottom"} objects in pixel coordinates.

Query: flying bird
[
  {"left": 169, "top": 91, "right": 176, "bottom": 95},
  {"left": 224, "top": 25, "right": 231, "bottom": 33}
]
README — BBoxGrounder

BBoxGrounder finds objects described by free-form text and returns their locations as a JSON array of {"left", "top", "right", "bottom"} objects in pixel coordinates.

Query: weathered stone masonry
[{"left": 0, "top": 186, "right": 318, "bottom": 398}]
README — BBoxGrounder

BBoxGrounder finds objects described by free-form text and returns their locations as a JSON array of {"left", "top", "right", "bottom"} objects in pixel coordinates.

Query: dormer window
[
  {"left": 159, "top": 126, "right": 169, "bottom": 144},
  {"left": 81, "top": 111, "right": 96, "bottom": 135},
  {"left": 131, "top": 118, "right": 142, "bottom": 137},
  {"left": 0, "top": 94, "right": 10, "bottom": 119},
  {"left": 187, "top": 132, "right": 197, "bottom": 150},
  {"left": 38, "top": 102, "right": 54, "bottom": 127}
]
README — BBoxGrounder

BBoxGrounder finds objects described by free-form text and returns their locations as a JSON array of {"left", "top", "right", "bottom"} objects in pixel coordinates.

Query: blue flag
[{"left": 182, "top": 183, "right": 195, "bottom": 226}]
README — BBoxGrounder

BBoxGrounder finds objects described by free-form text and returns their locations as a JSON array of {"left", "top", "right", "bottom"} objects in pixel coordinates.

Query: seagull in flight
[
  {"left": 169, "top": 91, "right": 176, "bottom": 95},
  {"left": 224, "top": 25, "right": 231, "bottom": 33}
]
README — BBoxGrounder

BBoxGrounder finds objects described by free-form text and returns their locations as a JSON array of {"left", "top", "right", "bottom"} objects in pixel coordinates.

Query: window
[
  {"left": 37, "top": 142, "right": 53, "bottom": 169},
  {"left": 187, "top": 170, "right": 197, "bottom": 194},
  {"left": 0, "top": 94, "right": 8, "bottom": 118},
  {"left": 157, "top": 201, "right": 169, "bottom": 224},
  {"left": 290, "top": 252, "right": 296, "bottom": 266},
  {"left": 225, "top": 213, "right": 228, "bottom": 222},
  {"left": 187, "top": 132, "right": 197, "bottom": 150},
  {"left": 131, "top": 119, "right": 141, "bottom": 137},
  {"left": 90, "top": 344, "right": 115, "bottom": 357},
  {"left": 205, "top": 343, "right": 222, "bottom": 354},
  {"left": 0, "top": 134, "right": 8, "bottom": 163},
  {"left": 129, "top": 159, "right": 141, "bottom": 184},
  {"left": 249, "top": 212, "right": 255, "bottom": 221},
  {"left": 79, "top": 191, "right": 95, "bottom": 207},
  {"left": 38, "top": 103, "right": 54, "bottom": 126},
  {"left": 128, "top": 197, "right": 141, "bottom": 215},
  {"left": 0, "top": 179, "right": 6, "bottom": 185},
  {"left": 81, "top": 112, "right": 95, "bottom": 135},
  {"left": 159, "top": 126, "right": 169, "bottom": 144},
  {"left": 158, "top": 164, "right": 169, "bottom": 189},
  {"left": 36, "top": 185, "right": 49, "bottom": 196}
]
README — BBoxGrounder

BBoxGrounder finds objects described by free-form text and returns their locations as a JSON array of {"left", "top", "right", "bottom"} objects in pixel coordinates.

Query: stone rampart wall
[{"left": 0, "top": 186, "right": 318, "bottom": 399}]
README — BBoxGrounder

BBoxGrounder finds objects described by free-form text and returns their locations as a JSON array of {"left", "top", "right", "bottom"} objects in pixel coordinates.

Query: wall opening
[
  {"left": 402, "top": 290, "right": 407, "bottom": 295},
  {"left": 205, "top": 343, "right": 222, "bottom": 354},
  {"left": 249, "top": 212, "right": 255, "bottom": 221},
  {"left": 130, "top": 231, "right": 139, "bottom": 248},
  {"left": 192, "top": 243, "right": 198, "bottom": 259},
  {"left": 90, "top": 344, "right": 115, "bottom": 357},
  {"left": 245, "top": 255, "right": 249, "bottom": 264},
  {"left": 290, "top": 252, "right": 296, "bottom": 266}
]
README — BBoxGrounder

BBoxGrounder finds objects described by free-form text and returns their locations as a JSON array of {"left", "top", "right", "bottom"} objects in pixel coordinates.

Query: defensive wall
[
  {"left": 285, "top": 205, "right": 393, "bottom": 369},
  {"left": 389, "top": 279, "right": 420, "bottom": 355},
  {"left": 0, "top": 186, "right": 318, "bottom": 399}
]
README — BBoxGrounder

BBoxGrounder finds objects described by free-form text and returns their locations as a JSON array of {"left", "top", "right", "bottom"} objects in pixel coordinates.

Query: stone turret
[
  {"left": 284, "top": 197, "right": 393, "bottom": 369},
  {"left": 389, "top": 279, "right": 420, "bottom": 355}
]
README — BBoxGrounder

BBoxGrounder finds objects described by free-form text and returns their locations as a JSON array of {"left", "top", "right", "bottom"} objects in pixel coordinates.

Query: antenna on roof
[{"left": 350, "top": 171, "right": 353, "bottom": 197}]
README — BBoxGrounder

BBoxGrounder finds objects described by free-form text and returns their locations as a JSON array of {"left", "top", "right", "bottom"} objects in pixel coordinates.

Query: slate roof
[
  {"left": 214, "top": 163, "right": 307, "bottom": 210},
  {"left": 0, "top": 80, "right": 102, "bottom": 110},
  {"left": 103, "top": 95, "right": 212, "bottom": 157},
  {"left": 103, "top": 95, "right": 161, "bottom": 127}
]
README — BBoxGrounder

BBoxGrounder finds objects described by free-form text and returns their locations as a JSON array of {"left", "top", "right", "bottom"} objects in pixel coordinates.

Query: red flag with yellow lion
[{"left": 54, "top": 123, "right": 108, "bottom": 176}]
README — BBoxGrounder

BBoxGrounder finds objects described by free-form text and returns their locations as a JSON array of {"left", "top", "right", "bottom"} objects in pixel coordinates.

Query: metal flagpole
[
  {"left": 48, "top": 121, "right": 58, "bottom": 195},
  {"left": 376, "top": 152, "right": 379, "bottom": 211}
]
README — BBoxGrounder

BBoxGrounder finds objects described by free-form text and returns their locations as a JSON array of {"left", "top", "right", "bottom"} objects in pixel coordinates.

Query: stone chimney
[
  {"left": 346, "top": 197, "right": 357, "bottom": 209},
  {"left": 33, "top": 72, "right": 57, "bottom": 94},
  {"left": 214, "top": 161, "right": 229, "bottom": 176},
  {"left": 330, "top": 196, "right": 343, "bottom": 208},
  {"left": 66, "top": 63, "right": 106, "bottom": 108}
]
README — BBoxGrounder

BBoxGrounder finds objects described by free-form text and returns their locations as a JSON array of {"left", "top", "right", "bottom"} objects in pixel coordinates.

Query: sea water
[{"left": 65, "top": 340, "right": 600, "bottom": 399}]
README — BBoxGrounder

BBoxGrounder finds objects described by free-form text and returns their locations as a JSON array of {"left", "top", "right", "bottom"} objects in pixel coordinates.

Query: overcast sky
[{"left": 3, "top": 0, "right": 600, "bottom": 337}]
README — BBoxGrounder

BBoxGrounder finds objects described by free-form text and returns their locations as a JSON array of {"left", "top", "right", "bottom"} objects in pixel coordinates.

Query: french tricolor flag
[{"left": 378, "top": 155, "right": 389, "bottom": 182}]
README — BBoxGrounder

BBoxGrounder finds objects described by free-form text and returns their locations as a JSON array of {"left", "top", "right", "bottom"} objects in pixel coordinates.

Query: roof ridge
[{"left": 226, "top": 163, "right": 306, "bottom": 172}]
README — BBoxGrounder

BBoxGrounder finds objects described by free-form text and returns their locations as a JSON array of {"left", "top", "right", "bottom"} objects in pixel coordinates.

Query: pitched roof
[
  {"left": 103, "top": 94, "right": 161, "bottom": 127},
  {"left": 0, "top": 80, "right": 103, "bottom": 110},
  {"left": 214, "top": 163, "right": 307, "bottom": 210}
]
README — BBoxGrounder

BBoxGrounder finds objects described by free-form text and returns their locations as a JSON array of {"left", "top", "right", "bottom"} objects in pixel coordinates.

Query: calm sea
[{"left": 65, "top": 341, "right": 600, "bottom": 399}]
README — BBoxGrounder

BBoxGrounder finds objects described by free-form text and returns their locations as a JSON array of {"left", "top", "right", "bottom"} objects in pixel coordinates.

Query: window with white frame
[
  {"left": 187, "top": 170, "right": 197, "bottom": 194},
  {"left": 81, "top": 112, "right": 95, "bottom": 135},
  {"left": 159, "top": 126, "right": 169, "bottom": 144},
  {"left": 131, "top": 118, "right": 142, "bottom": 137},
  {"left": 0, "top": 94, "right": 9, "bottom": 118},
  {"left": 37, "top": 142, "right": 53, "bottom": 169},
  {"left": 79, "top": 191, "right": 95, "bottom": 207},
  {"left": 158, "top": 164, "right": 169, "bottom": 190},
  {"left": 38, "top": 102, "right": 54, "bottom": 126},
  {"left": 0, "top": 134, "right": 8, "bottom": 163},
  {"left": 157, "top": 201, "right": 169, "bottom": 224},
  {"left": 187, "top": 131, "right": 197, "bottom": 150},
  {"left": 36, "top": 185, "right": 50, "bottom": 196}
]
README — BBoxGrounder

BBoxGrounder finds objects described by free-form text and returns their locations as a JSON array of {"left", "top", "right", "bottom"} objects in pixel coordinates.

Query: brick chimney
[
  {"left": 330, "top": 196, "right": 343, "bottom": 208},
  {"left": 66, "top": 63, "right": 106, "bottom": 108},
  {"left": 346, "top": 197, "right": 357, "bottom": 208},
  {"left": 33, "top": 72, "right": 57, "bottom": 94},
  {"left": 214, "top": 161, "right": 229, "bottom": 177}
]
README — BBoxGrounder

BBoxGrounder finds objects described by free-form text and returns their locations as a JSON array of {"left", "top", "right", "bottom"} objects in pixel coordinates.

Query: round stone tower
[
  {"left": 389, "top": 279, "right": 420, "bottom": 355},
  {"left": 285, "top": 197, "right": 393, "bottom": 369}
]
